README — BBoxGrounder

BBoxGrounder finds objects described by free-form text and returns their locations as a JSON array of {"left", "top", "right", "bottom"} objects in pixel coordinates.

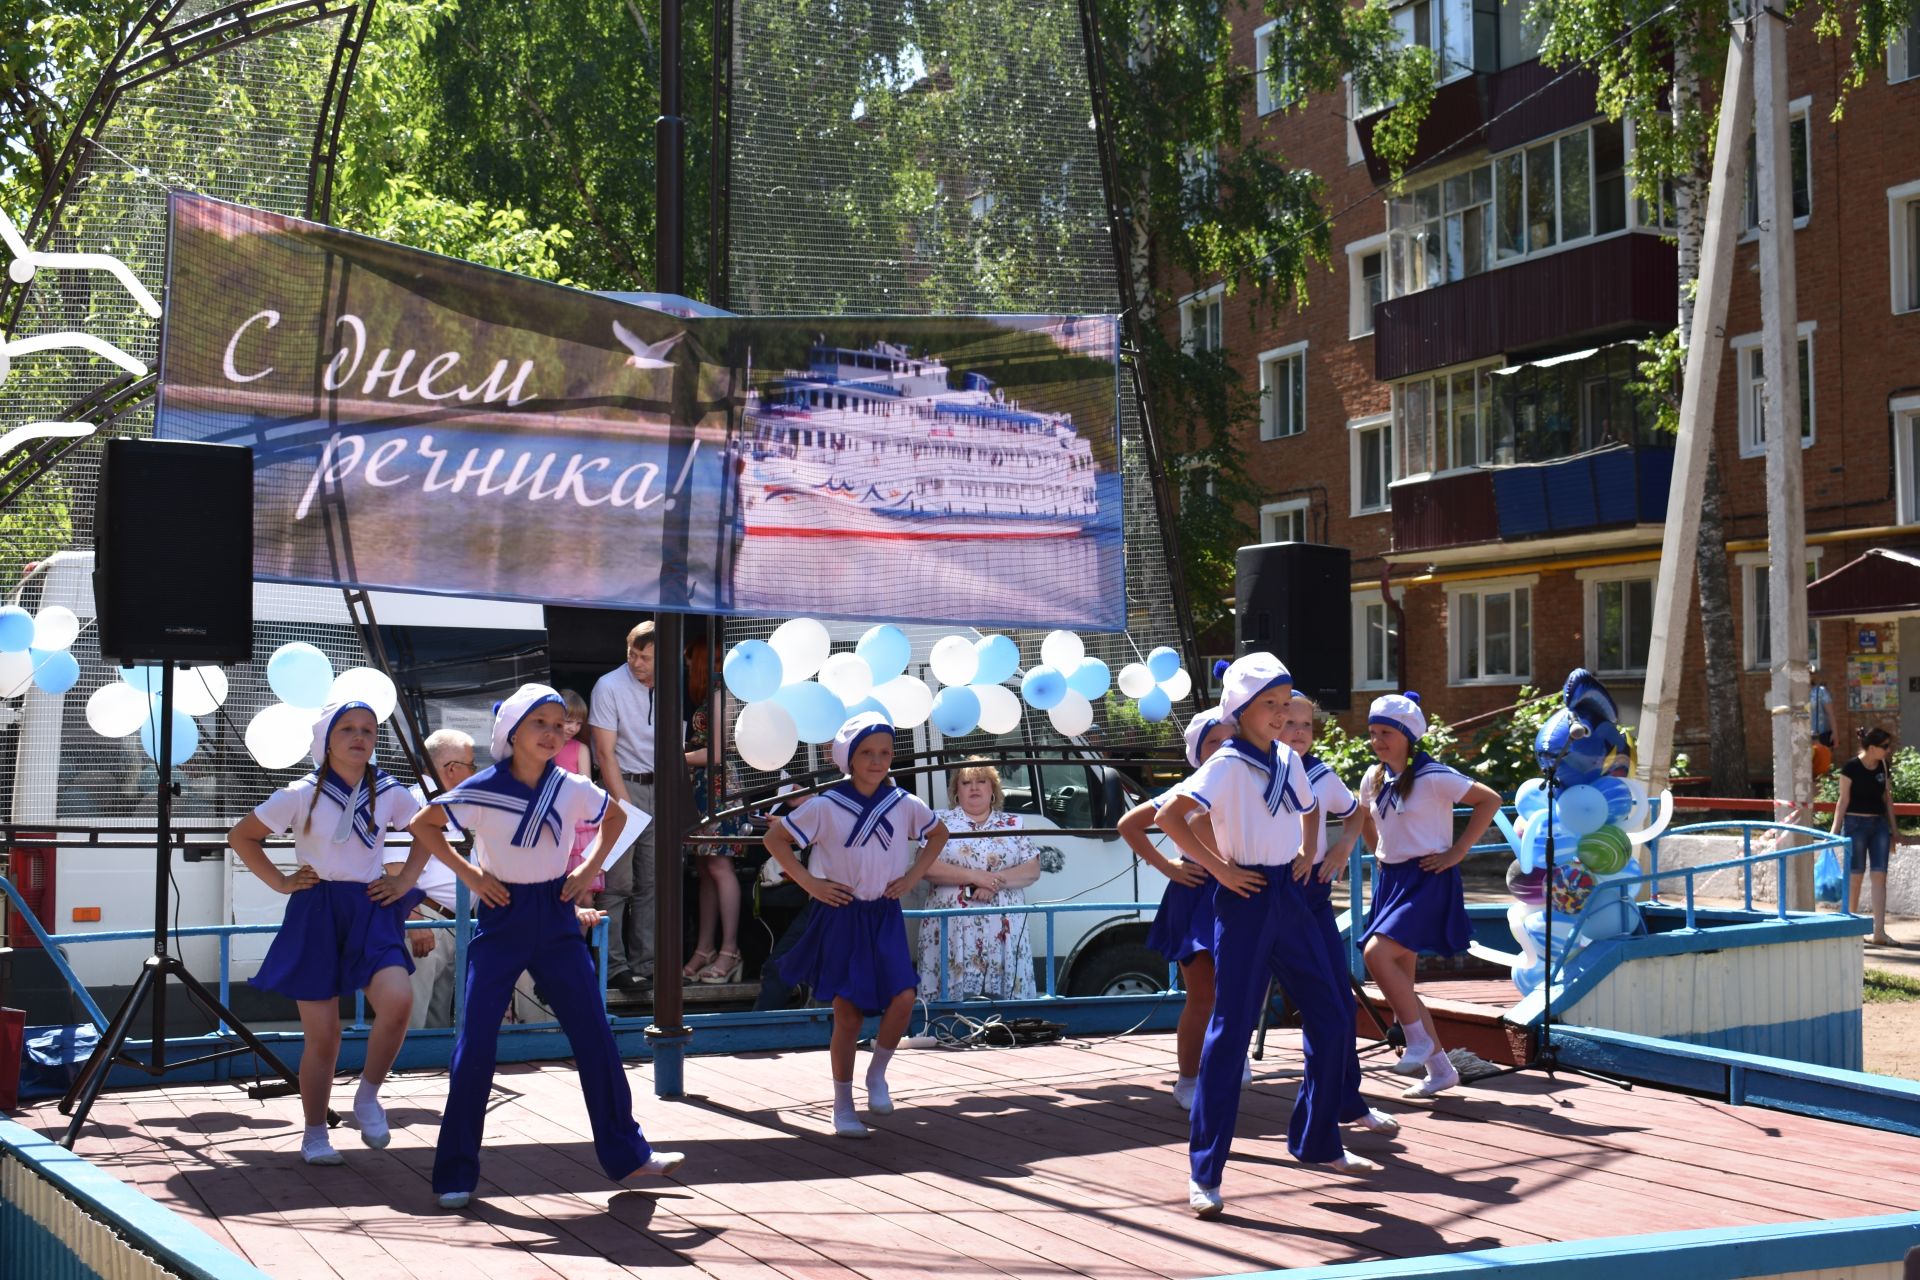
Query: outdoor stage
[{"left": 20, "top": 1029, "right": 1920, "bottom": 1279}]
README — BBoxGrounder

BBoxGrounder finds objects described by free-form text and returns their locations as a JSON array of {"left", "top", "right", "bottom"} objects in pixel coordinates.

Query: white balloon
[
  {"left": 86, "top": 681, "right": 151, "bottom": 737},
  {"left": 1116, "top": 662, "right": 1155, "bottom": 698},
  {"left": 1040, "top": 630, "right": 1084, "bottom": 672},
  {"left": 1622, "top": 776, "right": 1650, "bottom": 829},
  {"left": 873, "top": 675, "right": 934, "bottom": 730},
  {"left": 330, "top": 667, "right": 398, "bottom": 722},
  {"left": 0, "top": 650, "right": 32, "bottom": 697},
  {"left": 817, "top": 652, "right": 874, "bottom": 705},
  {"left": 1048, "top": 690, "right": 1094, "bottom": 737},
  {"left": 1159, "top": 668, "right": 1192, "bottom": 702},
  {"left": 174, "top": 666, "right": 230, "bottom": 716},
  {"left": 928, "top": 635, "right": 979, "bottom": 687},
  {"left": 246, "top": 703, "right": 316, "bottom": 770},
  {"left": 31, "top": 605, "right": 79, "bottom": 652},
  {"left": 768, "top": 617, "right": 831, "bottom": 683},
  {"left": 1628, "top": 788, "right": 1675, "bottom": 846},
  {"left": 975, "top": 683, "right": 1023, "bottom": 735},
  {"left": 734, "top": 700, "right": 799, "bottom": 772}
]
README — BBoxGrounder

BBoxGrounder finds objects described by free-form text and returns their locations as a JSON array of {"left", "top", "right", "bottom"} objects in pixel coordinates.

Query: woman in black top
[{"left": 1830, "top": 727, "right": 1898, "bottom": 945}]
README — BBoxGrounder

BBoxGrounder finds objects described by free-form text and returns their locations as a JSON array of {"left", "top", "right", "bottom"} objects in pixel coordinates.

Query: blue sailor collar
[
  {"left": 1375, "top": 749, "right": 1439, "bottom": 814},
  {"left": 311, "top": 766, "right": 402, "bottom": 848},
  {"left": 443, "top": 759, "right": 567, "bottom": 849},
  {"left": 1214, "top": 735, "right": 1309, "bottom": 817},
  {"left": 822, "top": 779, "right": 909, "bottom": 849}
]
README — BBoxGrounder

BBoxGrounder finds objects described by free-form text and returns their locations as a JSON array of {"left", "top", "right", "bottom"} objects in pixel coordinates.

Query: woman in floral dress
[{"left": 918, "top": 760, "right": 1041, "bottom": 1000}]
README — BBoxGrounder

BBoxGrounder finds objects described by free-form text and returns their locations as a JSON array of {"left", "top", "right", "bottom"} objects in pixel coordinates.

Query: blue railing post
[
  {"left": 217, "top": 934, "right": 232, "bottom": 1035},
  {"left": 1685, "top": 868, "right": 1697, "bottom": 930},
  {"left": 1045, "top": 913, "right": 1057, "bottom": 997},
  {"left": 937, "top": 916, "right": 950, "bottom": 1001},
  {"left": 1743, "top": 826, "right": 1755, "bottom": 911},
  {"left": 1647, "top": 834, "right": 1662, "bottom": 904}
]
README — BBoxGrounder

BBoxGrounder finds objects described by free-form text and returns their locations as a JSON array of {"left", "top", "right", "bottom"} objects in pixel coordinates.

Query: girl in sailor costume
[
  {"left": 1356, "top": 693, "right": 1501, "bottom": 1100},
  {"left": 1277, "top": 693, "right": 1401, "bottom": 1138},
  {"left": 1116, "top": 708, "right": 1250, "bottom": 1110},
  {"left": 762, "top": 713, "right": 949, "bottom": 1139},
  {"left": 227, "top": 701, "right": 429, "bottom": 1166},
  {"left": 408, "top": 685, "right": 684, "bottom": 1209},
  {"left": 1157, "top": 655, "right": 1380, "bottom": 1219}
]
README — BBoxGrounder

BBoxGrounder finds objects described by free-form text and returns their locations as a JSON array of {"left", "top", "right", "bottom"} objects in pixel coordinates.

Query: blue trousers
[
  {"left": 433, "top": 877, "right": 652, "bottom": 1195},
  {"left": 1301, "top": 875, "right": 1370, "bottom": 1125},
  {"left": 1191, "top": 875, "right": 1348, "bottom": 1189}
]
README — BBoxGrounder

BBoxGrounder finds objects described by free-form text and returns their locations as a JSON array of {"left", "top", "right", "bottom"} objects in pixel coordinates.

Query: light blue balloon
[
  {"left": 930, "top": 686, "right": 981, "bottom": 737},
  {"left": 844, "top": 696, "right": 889, "bottom": 721},
  {"left": 1514, "top": 777, "right": 1549, "bottom": 821},
  {"left": 972, "top": 634, "right": 1020, "bottom": 686},
  {"left": 1020, "top": 665, "right": 1066, "bottom": 711},
  {"left": 138, "top": 703, "right": 199, "bottom": 767},
  {"left": 31, "top": 649, "right": 79, "bottom": 696},
  {"left": 1555, "top": 783, "right": 1609, "bottom": 837},
  {"left": 1592, "top": 775, "right": 1635, "bottom": 823},
  {"left": 722, "top": 639, "right": 784, "bottom": 703},
  {"left": 0, "top": 607, "right": 33, "bottom": 653},
  {"left": 1146, "top": 645, "right": 1181, "bottom": 682},
  {"left": 1137, "top": 686, "right": 1172, "bottom": 722},
  {"left": 856, "top": 625, "right": 912, "bottom": 684},
  {"left": 773, "top": 681, "right": 847, "bottom": 745},
  {"left": 119, "top": 665, "right": 165, "bottom": 694},
  {"left": 1066, "top": 657, "right": 1111, "bottom": 700},
  {"left": 267, "top": 642, "right": 334, "bottom": 708}
]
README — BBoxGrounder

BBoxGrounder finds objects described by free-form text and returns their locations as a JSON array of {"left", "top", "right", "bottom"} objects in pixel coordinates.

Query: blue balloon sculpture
[
  {"left": 930, "top": 686, "right": 981, "bottom": 737},
  {"left": 1020, "top": 665, "right": 1066, "bottom": 710},
  {"left": 723, "top": 639, "right": 784, "bottom": 703},
  {"left": 972, "top": 634, "right": 1020, "bottom": 686},
  {"left": 857, "top": 625, "right": 912, "bottom": 684}
]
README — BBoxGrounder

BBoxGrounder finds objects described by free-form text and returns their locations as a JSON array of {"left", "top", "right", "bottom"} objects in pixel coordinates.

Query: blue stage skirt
[
  {"left": 253, "top": 880, "right": 422, "bottom": 1002},
  {"left": 1145, "top": 878, "right": 1217, "bottom": 966},
  {"left": 774, "top": 897, "right": 918, "bottom": 1015},
  {"left": 1360, "top": 860, "right": 1470, "bottom": 956}
]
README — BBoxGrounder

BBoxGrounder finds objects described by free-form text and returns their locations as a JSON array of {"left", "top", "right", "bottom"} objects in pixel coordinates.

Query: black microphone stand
[{"left": 1478, "top": 732, "right": 1631, "bottom": 1090}]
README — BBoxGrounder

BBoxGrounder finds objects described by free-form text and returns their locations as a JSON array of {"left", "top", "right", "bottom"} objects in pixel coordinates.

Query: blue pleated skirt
[
  {"left": 1145, "top": 878, "right": 1217, "bottom": 966},
  {"left": 775, "top": 897, "right": 918, "bottom": 1015},
  {"left": 1360, "top": 860, "right": 1470, "bottom": 956},
  {"left": 253, "top": 880, "right": 422, "bottom": 1001}
]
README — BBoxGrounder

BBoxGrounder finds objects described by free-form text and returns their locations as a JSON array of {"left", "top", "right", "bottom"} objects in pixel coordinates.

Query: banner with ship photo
[{"left": 154, "top": 195, "right": 1125, "bottom": 629}]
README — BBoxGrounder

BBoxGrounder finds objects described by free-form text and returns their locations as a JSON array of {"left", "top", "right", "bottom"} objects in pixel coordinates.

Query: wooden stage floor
[{"left": 20, "top": 1029, "right": 1920, "bottom": 1279}]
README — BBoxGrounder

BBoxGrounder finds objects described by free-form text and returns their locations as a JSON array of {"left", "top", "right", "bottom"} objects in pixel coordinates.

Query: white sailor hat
[
  {"left": 1218, "top": 653, "right": 1294, "bottom": 722},
  {"left": 1183, "top": 707, "right": 1236, "bottom": 770},
  {"left": 831, "top": 711, "right": 896, "bottom": 775},
  {"left": 310, "top": 701, "right": 376, "bottom": 770},
  {"left": 1368, "top": 691, "right": 1427, "bottom": 746},
  {"left": 491, "top": 683, "right": 565, "bottom": 763}
]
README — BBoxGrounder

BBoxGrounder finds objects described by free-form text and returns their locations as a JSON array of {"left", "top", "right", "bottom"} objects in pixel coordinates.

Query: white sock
[
  {"left": 301, "top": 1125, "right": 341, "bottom": 1165},
  {"left": 865, "top": 1047, "right": 894, "bottom": 1113},
  {"left": 354, "top": 1077, "right": 381, "bottom": 1106},
  {"left": 833, "top": 1079, "right": 859, "bottom": 1129},
  {"left": 1401, "top": 1026, "right": 1434, "bottom": 1061},
  {"left": 1172, "top": 1075, "right": 1198, "bottom": 1110}
]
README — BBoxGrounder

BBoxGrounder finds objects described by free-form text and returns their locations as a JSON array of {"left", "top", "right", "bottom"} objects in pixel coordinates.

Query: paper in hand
[{"left": 597, "top": 799, "right": 653, "bottom": 872}]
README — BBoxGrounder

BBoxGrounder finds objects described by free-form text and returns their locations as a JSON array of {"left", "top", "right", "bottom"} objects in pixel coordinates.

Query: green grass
[{"left": 1864, "top": 969, "right": 1920, "bottom": 1004}]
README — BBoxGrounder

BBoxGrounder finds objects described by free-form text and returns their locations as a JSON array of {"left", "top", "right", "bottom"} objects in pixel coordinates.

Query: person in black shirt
[{"left": 1831, "top": 727, "right": 1898, "bottom": 945}]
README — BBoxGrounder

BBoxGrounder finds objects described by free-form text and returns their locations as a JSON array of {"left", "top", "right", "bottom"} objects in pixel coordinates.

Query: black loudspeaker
[
  {"left": 94, "top": 439, "right": 254, "bottom": 664},
  {"left": 1235, "top": 541, "right": 1352, "bottom": 711}
]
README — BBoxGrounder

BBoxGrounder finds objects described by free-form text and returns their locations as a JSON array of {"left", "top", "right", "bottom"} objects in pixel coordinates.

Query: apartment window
[
  {"left": 1896, "top": 399, "right": 1920, "bottom": 525},
  {"left": 1889, "top": 0, "right": 1919, "bottom": 83},
  {"left": 1732, "top": 324, "right": 1815, "bottom": 458},
  {"left": 1741, "top": 554, "right": 1823, "bottom": 671},
  {"left": 1349, "top": 236, "right": 1387, "bottom": 336},
  {"left": 1584, "top": 571, "right": 1654, "bottom": 675},
  {"left": 1393, "top": 0, "right": 1475, "bottom": 81},
  {"left": 1395, "top": 376, "right": 1434, "bottom": 477},
  {"left": 1392, "top": 362, "right": 1498, "bottom": 474},
  {"left": 1254, "top": 20, "right": 1297, "bottom": 114},
  {"left": 1742, "top": 98, "right": 1813, "bottom": 231},
  {"left": 1451, "top": 580, "right": 1533, "bottom": 683},
  {"left": 1354, "top": 592, "right": 1400, "bottom": 689},
  {"left": 1388, "top": 163, "right": 1491, "bottom": 296},
  {"left": 1892, "top": 180, "right": 1920, "bottom": 315},
  {"left": 1180, "top": 286, "right": 1224, "bottom": 353},
  {"left": 1260, "top": 499, "right": 1309, "bottom": 543},
  {"left": 1259, "top": 343, "right": 1307, "bottom": 440},
  {"left": 1593, "top": 119, "right": 1628, "bottom": 235},
  {"left": 1490, "top": 123, "right": 1632, "bottom": 263},
  {"left": 1351, "top": 414, "right": 1394, "bottom": 514},
  {"left": 1181, "top": 146, "right": 1219, "bottom": 224}
]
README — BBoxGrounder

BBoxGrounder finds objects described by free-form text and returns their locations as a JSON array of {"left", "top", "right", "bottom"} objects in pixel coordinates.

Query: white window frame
[
  {"left": 1577, "top": 564, "right": 1657, "bottom": 677},
  {"left": 1730, "top": 321, "right": 1816, "bottom": 459},
  {"left": 1446, "top": 574, "right": 1538, "bottom": 686},
  {"left": 1348, "top": 232, "right": 1388, "bottom": 337},
  {"left": 1259, "top": 498, "right": 1310, "bottom": 544},
  {"left": 1891, "top": 179, "right": 1920, "bottom": 316},
  {"left": 1740, "top": 95, "right": 1813, "bottom": 236},
  {"left": 1258, "top": 341, "right": 1308, "bottom": 440},
  {"left": 1894, "top": 394, "right": 1920, "bottom": 525},
  {"left": 1254, "top": 20, "right": 1287, "bottom": 115},
  {"left": 1890, "top": 3, "right": 1919, "bottom": 84},
  {"left": 1352, "top": 589, "right": 1401, "bottom": 690},
  {"left": 1179, "top": 283, "right": 1225, "bottom": 354},
  {"left": 1737, "top": 549, "right": 1824, "bottom": 672},
  {"left": 1349, "top": 412, "right": 1394, "bottom": 516}
]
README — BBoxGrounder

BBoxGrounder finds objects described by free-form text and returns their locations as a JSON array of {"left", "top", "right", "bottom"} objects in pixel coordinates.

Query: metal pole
[
  {"left": 646, "top": 0, "right": 692, "bottom": 1096},
  {"left": 152, "top": 660, "right": 173, "bottom": 1066}
]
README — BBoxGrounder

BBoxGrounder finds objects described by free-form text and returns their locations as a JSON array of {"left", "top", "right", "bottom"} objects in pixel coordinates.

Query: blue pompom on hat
[
  {"left": 490, "top": 683, "right": 565, "bottom": 762},
  {"left": 1217, "top": 653, "right": 1294, "bottom": 722},
  {"left": 1211, "top": 658, "right": 1231, "bottom": 681},
  {"left": 1368, "top": 691, "right": 1427, "bottom": 746},
  {"left": 831, "top": 710, "right": 896, "bottom": 775},
  {"left": 1182, "top": 706, "right": 1237, "bottom": 770}
]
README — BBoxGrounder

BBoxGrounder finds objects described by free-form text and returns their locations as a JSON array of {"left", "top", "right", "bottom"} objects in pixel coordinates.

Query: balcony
[
  {"left": 1373, "top": 234, "right": 1678, "bottom": 382},
  {"left": 1356, "top": 58, "right": 1602, "bottom": 184},
  {"left": 1391, "top": 445, "right": 1674, "bottom": 556}
]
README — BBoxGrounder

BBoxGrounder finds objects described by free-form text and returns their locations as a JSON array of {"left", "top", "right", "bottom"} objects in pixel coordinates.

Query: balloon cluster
[
  {"left": 1501, "top": 669, "right": 1676, "bottom": 998},
  {"left": 240, "top": 643, "right": 398, "bottom": 770},
  {"left": 85, "top": 662, "right": 231, "bottom": 767},
  {"left": 1113, "top": 645, "right": 1191, "bottom": 724},
  {"left": 0, "top": 603, "right": 82, "bottom": 699}
]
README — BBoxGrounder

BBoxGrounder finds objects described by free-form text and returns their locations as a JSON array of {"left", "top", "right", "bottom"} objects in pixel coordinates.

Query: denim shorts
[{"left": 1845, "top": 813, "right": 1892, "bottom": 874}]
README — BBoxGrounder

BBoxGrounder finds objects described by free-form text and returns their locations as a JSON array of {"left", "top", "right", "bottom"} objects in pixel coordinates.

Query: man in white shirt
[
  {"left": 396, "top": 728, "right": 478, "bottom": 1028},
  {"left": 590, "top": 620, "right": 673, "bottom": 993}
]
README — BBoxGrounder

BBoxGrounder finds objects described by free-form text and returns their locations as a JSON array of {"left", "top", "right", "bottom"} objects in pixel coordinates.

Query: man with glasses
[{"left": 396, "top": 728, "right": 479, "bottom": 1029}]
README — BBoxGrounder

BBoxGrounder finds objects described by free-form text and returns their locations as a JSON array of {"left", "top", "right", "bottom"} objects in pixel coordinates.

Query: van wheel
[{"left": 1065, "top": 943, "right": 1169, "bottom": 997}]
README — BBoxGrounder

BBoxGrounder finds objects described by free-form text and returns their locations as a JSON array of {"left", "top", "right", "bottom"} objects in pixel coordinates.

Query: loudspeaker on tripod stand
[
  {"left": 94, "top": 438, "right": 254, "bottom": 665},
  {"left": 1235, "top": 541, "right": 1351, "bottom": 710}
]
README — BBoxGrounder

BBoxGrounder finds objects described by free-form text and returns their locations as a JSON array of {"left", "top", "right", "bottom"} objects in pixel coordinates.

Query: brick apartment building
[{"left": 1164, "top": 0, "right": 1920, "bottom": 784}]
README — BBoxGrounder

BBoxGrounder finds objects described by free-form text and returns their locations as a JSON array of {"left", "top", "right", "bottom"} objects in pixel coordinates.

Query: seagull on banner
[{"left": 611, "top": 320, "right": 685, "bottom": 371}]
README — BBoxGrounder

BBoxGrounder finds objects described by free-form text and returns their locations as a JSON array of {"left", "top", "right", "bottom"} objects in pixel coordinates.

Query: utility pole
[
  {"left": 1753, "top": 0, "right": 1814, "bottom": 909},
  {"left": 1637, "top": 22, "right": 1753, "bottom": 791}
]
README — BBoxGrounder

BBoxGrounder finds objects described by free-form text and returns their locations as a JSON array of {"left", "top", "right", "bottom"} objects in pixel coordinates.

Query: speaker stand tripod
[{"left": 60, "top": 661, "right": 316, "bottom": 1148}]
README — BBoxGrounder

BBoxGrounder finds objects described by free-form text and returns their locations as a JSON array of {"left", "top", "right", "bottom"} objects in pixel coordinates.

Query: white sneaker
[
  {"left": 1172, "top": 1076, "right": 1197, "bottom": 1110},
  {"left": 353, "top": 1094, "right": 390, "bottom": 1149},
  {"left": 834, "top": 1117, "right": 872, "bottom": 1139},
  {"left": 437, "top": 1191, "right": 471, "bottom": 1210},
  {"left": 637, "top": 1151, "right": 685, "bottom": 1177},
  {"left": 1240, "top": 1057, "right": 1253, "bottom": 1088},
  {"left": 1348, "top": 1108, "right": 1401, "bottom": 1136},
  {"left": 300, "top": 1134, "right": 344, "bottom": 1166},
  {"left": 1325, "top": 1151, "right": 1382, "bottom": 1174},
  {"left": 1188, "top": 1180, "right": 1223, "bottom": 1218},
  {"left": 865, "top": 1076, "right": 895, "bottom": 1116},
  {"left": 1401, "top": 1053, "right": 1461, "bottom": 1099}
]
